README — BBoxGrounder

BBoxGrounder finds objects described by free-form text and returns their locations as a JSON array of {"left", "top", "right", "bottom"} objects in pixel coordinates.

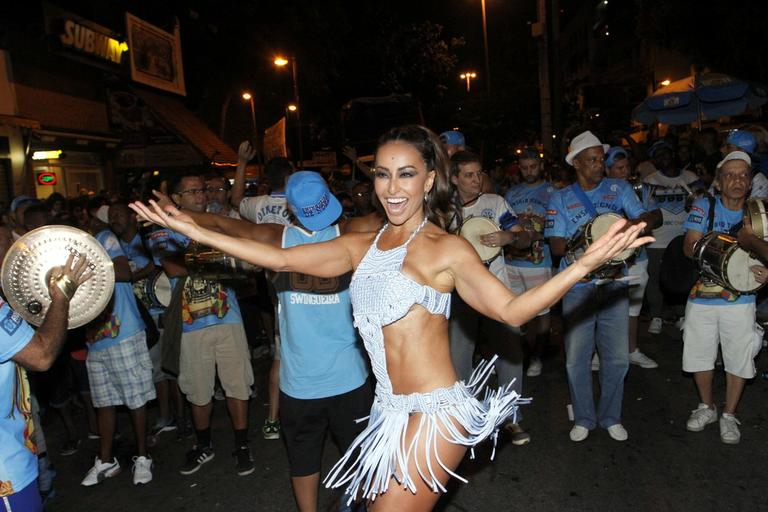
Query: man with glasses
[
  {"left": 682, "top": 151, "right": 762, "bottom": 445},
  {"left": 204, "top": 175, "right": 240, "bottom": 219},
  {"left": 149, "top": 173, "right": 255, "bottom": 477}
]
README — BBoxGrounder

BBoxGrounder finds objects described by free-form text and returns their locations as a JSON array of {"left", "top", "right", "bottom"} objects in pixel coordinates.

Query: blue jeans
[{"left": 562, "top": 281, "right": 629, "bottom": 429}]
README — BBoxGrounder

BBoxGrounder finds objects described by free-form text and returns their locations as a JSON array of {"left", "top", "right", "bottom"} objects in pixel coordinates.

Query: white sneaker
[
  {"left": 569, "top": 425, "right": 589, "bottom": 442},
  {"left": 648, "top": 317, "right": 663, "bottom": 334},
  {"left": 686, "top": 403, "right": 717, "bottom": 432},
  {"left": 132, "top": 455, "right": 153, "bottom": 485},
  {"left": 629, "top": 349, "right": 658, "bottom": 369},
  {"left": 81, "top": 457, "right": 121, "bottom": 486},
  {"left": 526, "top": 357, "right": 543, "bottom": 377},
  {"left": 591, "top": 353, "right": 600, "bottom": 371},
  {"left": 719, "top": 413, "right": 741, "bottom": 444},
  {"left": 607, "top": 424, "right": 628, "bottom": 441}
]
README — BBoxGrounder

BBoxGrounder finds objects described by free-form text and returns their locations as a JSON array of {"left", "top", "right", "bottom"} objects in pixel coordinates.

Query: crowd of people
[{"left": 1, "top": 120, "right": 767, "bottom": 512}]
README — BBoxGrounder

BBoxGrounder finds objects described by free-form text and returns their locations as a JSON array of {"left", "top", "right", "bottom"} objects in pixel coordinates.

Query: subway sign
[
  {"left": 44, "top": 3, "right": 128, "bottom": 69},
  {"left": 59, "top": 19, "right": 128, "bottom": 64}
]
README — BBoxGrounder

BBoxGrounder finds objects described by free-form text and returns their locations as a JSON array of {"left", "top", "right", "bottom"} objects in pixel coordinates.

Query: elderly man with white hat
[
  {"left": 681, "top": 151, "right": 763, "bottom": 445},
  {"left": 545, "top": 130, "right": 661, "bottom": 442}
]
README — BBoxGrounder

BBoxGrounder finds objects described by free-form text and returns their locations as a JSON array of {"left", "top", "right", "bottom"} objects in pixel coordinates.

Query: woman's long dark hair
[{"left": 376, "top": 125, "right": 456, "bottom": 230}]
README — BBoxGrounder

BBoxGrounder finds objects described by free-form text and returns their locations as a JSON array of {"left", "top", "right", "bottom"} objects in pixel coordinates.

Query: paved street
[{"left": 44, "top": 317, "right": 768, "bottom": 512}]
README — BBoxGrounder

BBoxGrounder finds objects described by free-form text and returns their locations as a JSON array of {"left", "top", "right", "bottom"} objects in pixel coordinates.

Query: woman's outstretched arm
[
  {"left": 452, "top": 219, "right": 653, "bottom": 327},
  {"left": 130, "top": 200, "right": 356, "bottom": 278}
]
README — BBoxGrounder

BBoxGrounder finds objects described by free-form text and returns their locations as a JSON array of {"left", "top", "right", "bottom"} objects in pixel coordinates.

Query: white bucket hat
[
  {"left": 716, "top": 150, "right": 751, "bottom": 170},
  {"left": 565, "top": 130, "right": 610, "bottom": 166}
]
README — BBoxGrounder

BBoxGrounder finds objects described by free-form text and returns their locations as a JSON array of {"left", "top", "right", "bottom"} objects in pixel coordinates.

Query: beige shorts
[
  {"left": 682, "top": 301, "right": 762, "bottom": 379},
  {"left": 179, "top": 323, "right": 254, "bottom": 405},
  {"left": 506, "top": 265, "right": 553, "bottom": 316}
]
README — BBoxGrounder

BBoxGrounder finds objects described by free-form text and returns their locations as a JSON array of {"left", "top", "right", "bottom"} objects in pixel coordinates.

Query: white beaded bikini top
[{"left": 350, "top": 217, "right": 451, "bottom": 327}]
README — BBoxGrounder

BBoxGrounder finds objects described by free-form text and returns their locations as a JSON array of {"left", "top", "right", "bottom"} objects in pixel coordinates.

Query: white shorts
[
  {"left": 506, "top": 265, "right": 553, "bottom": 316},
  {"left": 682, "top": 301, "right": 762, "bottom": 379},
  {"left": 625, "top": 259, "right": 649, "bottom": 317}
]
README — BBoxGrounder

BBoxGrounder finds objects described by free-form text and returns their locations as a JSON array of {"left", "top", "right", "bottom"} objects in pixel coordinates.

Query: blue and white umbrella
[{"left": 632, "top": 73, "right": 768, "bottom": 126}]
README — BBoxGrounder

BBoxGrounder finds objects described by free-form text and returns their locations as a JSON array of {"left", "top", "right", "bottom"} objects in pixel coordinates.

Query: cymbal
[{"left": 1, "top": 225, "right": 115, "bottom": 328}]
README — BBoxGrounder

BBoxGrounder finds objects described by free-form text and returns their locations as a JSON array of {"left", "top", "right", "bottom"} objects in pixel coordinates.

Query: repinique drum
[
  {"left": 746, "top": 198, "right": 768, "bottom": 240},
  {"left": 694, "top": 231, "right": 764, "bottom": 293},
  {"left": 565, "top": 213, "right": 635, "bottom": 277},
  {"left": 185, "top": 242, "right": 259, "bottom": 280},
  {"left": 459, "top": 216, "right": 501, "bottom": 262},
  {"left": 133, "top": 270, "right": 172, "bottom": 310}
]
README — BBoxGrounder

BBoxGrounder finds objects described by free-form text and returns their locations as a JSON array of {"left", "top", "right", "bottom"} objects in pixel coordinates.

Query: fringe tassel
[{"left": 324, "top": 357, "right": 530, "bottom": 504}]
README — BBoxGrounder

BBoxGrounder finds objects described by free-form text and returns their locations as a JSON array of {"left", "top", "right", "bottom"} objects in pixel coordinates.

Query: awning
[
  {"left": 134, "top": 88, "right": 238, "bottom": 165},
  {"left": 0, "top": 114, "right": 40, "bottom": 130},
  {"left": 14, "top": 83, "right": 111, "bottom": 134}
]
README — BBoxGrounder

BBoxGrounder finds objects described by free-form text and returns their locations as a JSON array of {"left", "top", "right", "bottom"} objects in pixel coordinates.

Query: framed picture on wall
[{"left": 125, "top": 13, "right": 186, "bottom": 96}]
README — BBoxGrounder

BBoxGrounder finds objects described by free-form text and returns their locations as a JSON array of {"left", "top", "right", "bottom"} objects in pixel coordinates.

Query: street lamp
[
  {"left": 480, "top": 0, "right": 491, "bottom": 93},
  {"left": 460, "top": 71, "right": 477, "bottom": 92},
  {"left": 287, "top": 104, "right": 298, "bottom": 112},
  {"left": 242, "top": 91, "right": 256, "bottom": 142},
  {"left": 274, "top": 55, "right": 302, "bottom": 166}
]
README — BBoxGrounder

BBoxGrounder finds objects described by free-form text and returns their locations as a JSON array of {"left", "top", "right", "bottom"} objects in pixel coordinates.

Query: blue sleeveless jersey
[{"left": 275, "top": 225, "right": 368, "bottom": 399}]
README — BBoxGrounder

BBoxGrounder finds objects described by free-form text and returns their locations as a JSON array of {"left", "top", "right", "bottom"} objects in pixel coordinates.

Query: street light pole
[
  {"left": 481, "top": 0, "right": 491, "bottom": 93},
  {"left": 291, "top": 57, "right": 303, "bottom": 167},
  {"left": 242, "top": 92, "right": 256, "bottom": 142},
  {"left": 460, "top": 72, "right": 477, "bottom": 92},
  {"left": 275, "top": 55, "right": 303, "bottom": 167}
]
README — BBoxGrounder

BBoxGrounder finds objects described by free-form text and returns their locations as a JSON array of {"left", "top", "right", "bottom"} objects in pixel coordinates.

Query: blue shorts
[{"left": 1, "top": 481, "right": 42, "bottom": 512}]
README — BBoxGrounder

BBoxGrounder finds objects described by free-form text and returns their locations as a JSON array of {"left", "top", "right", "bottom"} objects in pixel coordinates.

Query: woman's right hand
[{"left": 129, "top": 200, "right": 201, "bottom": 239}]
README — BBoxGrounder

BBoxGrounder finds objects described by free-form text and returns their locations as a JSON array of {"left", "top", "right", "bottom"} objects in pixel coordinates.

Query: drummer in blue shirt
[{"left": 545, "top": 131, "right": 661, "bottom": 443}]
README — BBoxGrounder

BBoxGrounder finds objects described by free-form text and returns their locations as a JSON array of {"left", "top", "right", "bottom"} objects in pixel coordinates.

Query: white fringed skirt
[{"left": 324, "top": 357, "right": 529, "bottom": 504}]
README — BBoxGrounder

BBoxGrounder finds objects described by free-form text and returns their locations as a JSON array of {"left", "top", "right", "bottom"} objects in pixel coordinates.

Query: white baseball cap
[
  {"left": 565, "top": 130, "right": 610, "bottom": 166},
  {"left": 95, "top": 205, "right": 110, "bottom": 224},
  {"left": 716, "top": 150, "right": 751, "bottom": 170}
]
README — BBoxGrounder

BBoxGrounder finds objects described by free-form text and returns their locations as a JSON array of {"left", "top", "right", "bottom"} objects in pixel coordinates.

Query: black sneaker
[
  {"left": 179, "top": 445, "right": 215, "bottom": 475},
  {"left": 59, "top": 438, "right": 81, "bottom": 456},
  {"left": 233, "top": 445, "right": 255, "bottom": 476}
]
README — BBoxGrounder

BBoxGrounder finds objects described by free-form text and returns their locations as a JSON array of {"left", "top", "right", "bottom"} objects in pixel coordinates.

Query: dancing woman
[{"left": 132, "top": 125, "right": 651, "bottom": 511}]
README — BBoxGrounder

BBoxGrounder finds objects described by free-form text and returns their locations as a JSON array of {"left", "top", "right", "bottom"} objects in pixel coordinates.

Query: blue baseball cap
[
  {"left": 10, "top": 195, "right": 37, "bottom": 213},
  {"left": 726, "top": 130, "right": 757, "bottom": 154},
  {"left": 605, "top": 146, "right": 628, "bottom": 168},
  {"left": 440, "top": 130, "right": 465, "bottom": 146},
  {"left": 286, "top": 171, "right": 342, "bottom": 231}
]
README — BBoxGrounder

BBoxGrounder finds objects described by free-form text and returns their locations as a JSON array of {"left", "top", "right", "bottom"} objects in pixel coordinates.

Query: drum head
[
  {"left": 1, "top": 225, "right": 115, "bottom": 328},
  {"left": 459, "top": 217, "right": 501, "bottom": 262},
  {"left": 591, "top": 213, "right": 634, "bottom": 261},
  {"left": 154, "top": 272, "right": 172, "bottom": 307},
  {"left": 725, "top": 248, "right": 763, "bottom": 292}
]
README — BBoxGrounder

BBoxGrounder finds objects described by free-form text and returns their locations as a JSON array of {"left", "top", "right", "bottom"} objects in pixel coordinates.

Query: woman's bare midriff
[{"left": 382, "top": 305, "right": 458, "bottom": 395}]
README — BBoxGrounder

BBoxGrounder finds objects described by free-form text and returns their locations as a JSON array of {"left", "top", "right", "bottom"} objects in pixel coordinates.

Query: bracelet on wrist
[{"left": 53, "top": 274, "right": 77, "bottom": 300}]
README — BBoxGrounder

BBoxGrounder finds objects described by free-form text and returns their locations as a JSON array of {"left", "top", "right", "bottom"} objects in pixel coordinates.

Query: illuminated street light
[
  {"left": 241, "top": 92, "right": 252, "bottom": 100},
  {"left": 287, "top": 104, "right": 298, "bottom": 112},
  {"left": 274, "top": 56, "right": 289, "bottom": 67},
  {"left": 660, "top": 79, "right": 671, "bottom": 87},
  {"left": 460, "top": 71, "right": 477, "bottom": 92}
]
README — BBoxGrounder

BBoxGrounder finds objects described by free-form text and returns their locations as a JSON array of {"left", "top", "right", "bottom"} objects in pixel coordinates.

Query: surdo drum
[
  {"left": 565, "top": 213, "right": 636, "bottom": 278},
  {"left": 1, "top": 225, "right": 115, "bottom": 328},
  {"left": 133, "top": 270, "right": 172, "bottom": 310},
  {"left": 693, "top": 231, "right": 765, "bottom": 294}
]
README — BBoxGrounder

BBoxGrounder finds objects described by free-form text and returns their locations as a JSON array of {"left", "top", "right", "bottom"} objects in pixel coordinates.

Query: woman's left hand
[{"left": 576, "top": 219, "right": 654, "bottom": 274}]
